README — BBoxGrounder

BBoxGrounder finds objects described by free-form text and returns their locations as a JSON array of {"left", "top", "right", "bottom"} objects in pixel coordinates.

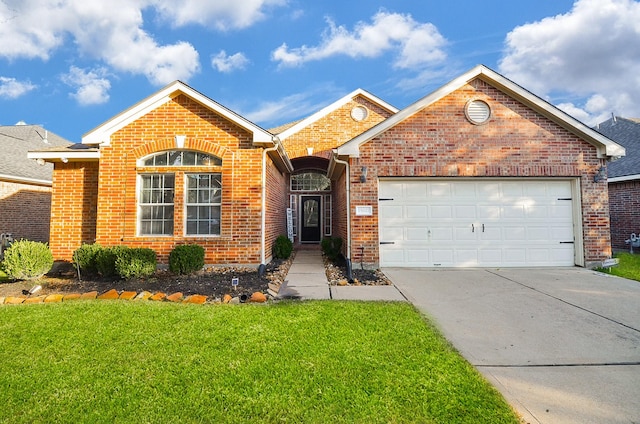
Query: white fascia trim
[
  {"left": 0, "top": 173, "right": 52, "bottom": 186},
  {"left": 277, "top": 88, "right": 398, "bottom": 141},
  {"left": 82, "top": 81, "right": 273, "bottom": 146},
  {"left": 337, "top": 64, "right": 626, "bottom": 159},
  {"left": 27, "top": 151, "right": 100, "bottom": 160},
  {"left": 608, "top": 174, "right": 640, "bottom": 183}
]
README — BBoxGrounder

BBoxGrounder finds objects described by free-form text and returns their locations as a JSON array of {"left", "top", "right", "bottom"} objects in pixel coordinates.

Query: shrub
[
  {"left": 115, "top": 247, "right": 157, "bottom": 279},
  {"left": 273, "top": 235, "right": 293, "bottom": 259},
  {"left": 321, "top": 237, "right": 343, "bottom": 261},
  {"left": 95, "top": 245, "right": 128, "bottom": 278},
  {"left": 0, "top": 239, "right": 53, "bottom": 280},
  {"left": 73, "top": 243, "right": 102, "bottom": 275},
  {"left": 169, "top": 244, "right": 205, "bottom": 275}
]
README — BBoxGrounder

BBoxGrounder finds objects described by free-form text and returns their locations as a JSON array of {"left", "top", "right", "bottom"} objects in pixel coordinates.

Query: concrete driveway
[{"left": 383, "top": 267, "right": 640, "bottom": 424}]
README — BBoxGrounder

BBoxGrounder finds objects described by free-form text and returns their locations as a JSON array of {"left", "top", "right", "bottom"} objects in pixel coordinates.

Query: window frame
[
  {"left": 184, "top": 173, "right": 222, "bottom": 237},
  {"left": 138, "top": 173, "right": 175, "bottom": 236},
  {"left": 290, "top": 171, "right": 331, "bottom": 192}
]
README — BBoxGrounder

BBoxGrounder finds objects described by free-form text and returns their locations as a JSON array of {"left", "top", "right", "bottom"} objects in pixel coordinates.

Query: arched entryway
[{"left": 288, "top": 157, "right": 332, "bottom": 244}]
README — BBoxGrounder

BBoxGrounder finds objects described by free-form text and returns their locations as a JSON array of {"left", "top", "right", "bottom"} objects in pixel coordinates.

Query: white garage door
[{"left": 378, "top": 179, "right": 576, "bottom": 267}]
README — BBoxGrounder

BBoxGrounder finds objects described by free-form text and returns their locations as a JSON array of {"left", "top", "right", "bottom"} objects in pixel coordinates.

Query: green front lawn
[
  {"left": 0, "top": 301, "right": 519, "bottom": 423},
  {"left": 599, "top": 252, "right": 640, "bottom": 281}
]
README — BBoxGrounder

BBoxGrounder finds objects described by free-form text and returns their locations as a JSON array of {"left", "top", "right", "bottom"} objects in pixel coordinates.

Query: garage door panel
[{"left": 379, "top": 180, "right": 576, "bottom": 267}]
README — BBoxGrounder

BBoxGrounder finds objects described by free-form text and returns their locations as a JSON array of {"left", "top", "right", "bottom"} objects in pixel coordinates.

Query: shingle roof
[
  {"left": 594, "top": 117, "right": 640, "bottom": 179},
  {"left": 0, "top": 124, "right": 73, "bottom": 184}
]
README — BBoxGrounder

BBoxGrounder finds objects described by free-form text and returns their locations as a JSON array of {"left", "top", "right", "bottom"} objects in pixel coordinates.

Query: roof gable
[
  {"left": 275, "top": 88, "right": 398, "bottom": 141},
  {"left": 337, "top": 65, "right": 625, "bottom": 159},
  {"left": 82, "top": 81, "right": 274, "bottom": 146}
]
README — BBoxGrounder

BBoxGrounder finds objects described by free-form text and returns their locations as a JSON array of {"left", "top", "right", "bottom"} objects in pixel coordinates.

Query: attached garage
[{"left": 378, "top": 179, "right": 581, "bottom": 267}]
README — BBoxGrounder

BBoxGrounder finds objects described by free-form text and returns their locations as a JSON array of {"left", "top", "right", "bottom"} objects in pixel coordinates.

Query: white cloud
[
  {"left": 0, "top": 77, "right": 36, "bottom": 99},
  {"left": 499, "top": 0, "right": 640, "bottom": 125},
  {"left": 0, "top": 0, "right": 289, "bottom": 85},
  {"left": 271, "top": 10, "right": 447, "bottom": 69},
  {"left": 61, "top": 66, "right": 111, "bottom": 105},
  {"left": 212, "top": 51, "right": 249, "bottom": 73},
  {"left": 151, "top": 0, "right": 288, "bottom": 30}
]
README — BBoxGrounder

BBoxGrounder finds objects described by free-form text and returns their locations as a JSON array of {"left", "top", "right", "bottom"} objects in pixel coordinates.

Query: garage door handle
[
  {"left": 560, "top": 241, "right": 574, "bottom": 244},
  {"left": 380, "top": 241, "right": 395, "bottom": 245}
]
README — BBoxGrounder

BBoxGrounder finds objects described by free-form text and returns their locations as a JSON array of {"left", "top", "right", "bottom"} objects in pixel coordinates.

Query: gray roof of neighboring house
[
  {"left": 594, "top": 117, "right": 640, "bottom": 179},
  {"left": 0, "top": 124, "right": 73, "bottom": 184}
]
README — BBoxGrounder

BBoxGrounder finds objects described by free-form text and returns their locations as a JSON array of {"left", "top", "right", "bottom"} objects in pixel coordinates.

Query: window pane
[
  {"left": 139, "top": 173, "right": 174, "bottom": 235},
  {"left": 185, "top": 173, "right": 221, "bottom": 235},
  {"left": 155, "top": 153, "right": 168, "bottom": 166},
  {"left": 169, "top": 151, "right": 182, "bottom": 166},
  {"left": 183, "top": 151, "right": 196, "bottom": 165}
]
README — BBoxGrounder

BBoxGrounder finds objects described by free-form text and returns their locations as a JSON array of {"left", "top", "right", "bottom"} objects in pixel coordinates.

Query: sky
[{"left": 1, "top": 0, "right": 639, "bottom": 143}]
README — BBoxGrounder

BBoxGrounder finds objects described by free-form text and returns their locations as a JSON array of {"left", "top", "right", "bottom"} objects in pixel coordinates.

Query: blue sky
[{"left": 1, "top": 0, "right": 639, "bottom": 142}]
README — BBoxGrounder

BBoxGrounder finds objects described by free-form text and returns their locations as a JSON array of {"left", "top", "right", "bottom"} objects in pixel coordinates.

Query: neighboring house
[
  {"left": 593, "top": 116, "right": 640, "bottom": 250},
  {"left": 0, "top": 123, "right": 72, "bottom": 243},
  {"left": 30, "top": 65, "right": 624, "bottom": 268}
]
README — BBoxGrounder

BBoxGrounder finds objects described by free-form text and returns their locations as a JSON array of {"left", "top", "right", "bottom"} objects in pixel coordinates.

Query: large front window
[
  {"left": 139, "top": 174, "right": 175, "bottom": 235},
  {"left": 186, "top": 174, "right": 221, "bottom": 235}
]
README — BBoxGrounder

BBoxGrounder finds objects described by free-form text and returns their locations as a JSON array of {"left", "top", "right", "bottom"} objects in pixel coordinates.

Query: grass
[
  {"left": 598, "top": 252, "right": 640, "bottom": 281},
  {"left": 0, "top": 301, "right": 519, "bottom": 423}
]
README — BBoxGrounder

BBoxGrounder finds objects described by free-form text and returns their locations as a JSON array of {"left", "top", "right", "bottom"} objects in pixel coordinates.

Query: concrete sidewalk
[{"left": 278, "top": 249, "right": 406, "bottom": 301}]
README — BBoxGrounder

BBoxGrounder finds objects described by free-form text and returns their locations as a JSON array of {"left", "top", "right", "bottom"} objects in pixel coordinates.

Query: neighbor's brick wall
[
  {"left": 349, "top": 78, "right": 610, "bottom": 267},
  {"left": 608, "top": 180, "right": 640, "bottom": 250},
  {"left": 90, "top": 94, "right": 265, "bottom": 265},
  {"left": 281, "top": 96, "right": 394, "bottom": 159},
  {"left": 49, "top": 162, "right": 99, "bottom": 259},
  {"left": 0, "top": 180, "right": 52, "bottom": 243}
]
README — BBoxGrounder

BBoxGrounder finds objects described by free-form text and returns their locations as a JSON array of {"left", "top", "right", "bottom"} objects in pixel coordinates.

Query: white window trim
[
  {"left": 183, "top": 173, "right": 222, "bottom": 237},
  {"left": 137, "top": 173, "right": 175, "bottom": 237}
]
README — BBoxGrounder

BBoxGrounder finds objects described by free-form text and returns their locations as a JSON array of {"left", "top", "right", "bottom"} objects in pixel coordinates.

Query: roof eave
[{"left": 27, "top": 150, "right": 100, "bottom": 162}]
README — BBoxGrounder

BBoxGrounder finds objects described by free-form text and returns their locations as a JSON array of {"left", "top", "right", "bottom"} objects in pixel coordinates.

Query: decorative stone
[
  {"left": 267, "top": 289, "right": 278, "bottom": 298},
  {"left": 6, "top": 296, "right": 27, "bottom": 304},
  {"left": 135, "top": 291, "right": 153, "bottom": 301},
  {"left": 222, "top": 294, "right": 232, "bottom": 304},
  {"left": 44, "top": 294, "right": 64, "bottom": 303},
  {"left": 250, "top": 292, "right": 267, "bottom": 303},
  {"left": 229, "top": 296, "right": 240, "bottom": 304},
  {"left": 184, "top": 295, "right": 207, "bottom": 304},
  {"left": 24, "top": 296, "right": 46, "bottom": 304},
  {"left": 97, "top": 289, "right": 119, "bottom": 300},
  {"left": 119, "top": 291, "right": 137, "bottom": 300},
  {"left": 337, "top": 279, "right": 348, "bottom": 286},
  {"left": 63, "top": 293, "right": 82, "bottom": 301},
  {"left": 0, "top": 297, "right": 4, "bottom": 305},
  {"left": 80, "top": 291, "right": 98, "bottom": 299},
  {"left": 167, "top": 292, "right": 184, "bottom": 302},
  {"left": 268, "top": 283, "right": 280, "bottom": 293},
  {"left": 150, "top": 292, "right": 167, "bottom": 301}
]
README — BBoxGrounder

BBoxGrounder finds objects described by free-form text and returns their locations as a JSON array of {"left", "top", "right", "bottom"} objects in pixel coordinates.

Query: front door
[{"left": 301, "top": 195, "right": 321, "bottom": 243}]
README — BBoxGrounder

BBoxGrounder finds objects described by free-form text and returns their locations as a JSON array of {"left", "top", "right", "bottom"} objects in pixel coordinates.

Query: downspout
[
  {"left": 331, "top": 152, "right": 351, "bottom": 263},
  {"left": 261, "top": 139, "right": 280, "bottom": 265}
]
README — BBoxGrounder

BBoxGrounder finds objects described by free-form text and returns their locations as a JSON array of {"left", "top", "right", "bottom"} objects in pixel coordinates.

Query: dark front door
[{"left": 301, "top": 195, "right": 321, "bottom": 243}]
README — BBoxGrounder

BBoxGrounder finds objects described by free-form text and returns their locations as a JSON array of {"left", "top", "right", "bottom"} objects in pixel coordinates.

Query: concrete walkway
[{"left": 278, "top": 249, "right": 406, "bottom": 301}]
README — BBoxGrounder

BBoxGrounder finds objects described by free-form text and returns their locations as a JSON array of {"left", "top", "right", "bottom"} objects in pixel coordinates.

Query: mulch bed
[{"left": 324, "top": 254, "right": 391, "bottom": 286}]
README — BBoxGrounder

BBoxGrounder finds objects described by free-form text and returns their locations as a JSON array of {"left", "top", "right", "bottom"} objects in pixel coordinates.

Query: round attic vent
[
  {"left": 350, "top": 106, "right": 368, "bottom": 122},
  {"left": 465, "top": 99, "right": 491, "bottom": 124}
]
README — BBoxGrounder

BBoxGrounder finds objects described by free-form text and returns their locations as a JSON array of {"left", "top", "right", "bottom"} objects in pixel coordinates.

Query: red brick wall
[
  {"left": 49, "top": 162, "right": 99, "bottom": 259},
  {"left": 282, "top": 96, "right": 394, "bottom": 159},
  {"left": 0, "top": 180, "right": 52, "bottom": 243},
  {"left": 608, "top": 180, "right": 640, "bottom": 250},
  {"left": 265, "top": 155, "right": 286, "bottom": 261},
  {"left": 349, "top": 79, "right": 610, "bottom": 267},
  {"left": 92, "top": 94, "right": 265, "bottom": 265}
]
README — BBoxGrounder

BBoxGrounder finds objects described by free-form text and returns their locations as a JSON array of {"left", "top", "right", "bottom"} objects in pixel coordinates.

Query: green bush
[
  {"left": 321, "top": 237, "right": 343, "bottom": 261},
  {"left": 0, "top": 239, "right": 53, "bottom": 280},
  {"left": 115, "top": 247, "right": 157, "bottom": 279},
  {"left": 273, "top": 235, "right": 293, "bottom": 259},
  {"left": 95, "top": 245, "right": 128, "bottom": 278},
  {"left": 73, "top": 243, "right": 102, "bottom": 275},
  {"left": 169, "top": 244, "right": 205, "bottom": 274}
]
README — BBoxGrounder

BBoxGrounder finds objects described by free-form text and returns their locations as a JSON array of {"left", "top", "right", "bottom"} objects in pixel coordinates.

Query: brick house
[
  {"left": 30, "top": 65, "right": 624, "bottom": 268},
  {"left": 1, "top": 123, "right": 72, "bottom": 243},
  {"left": 593, "top": 116, "right": 640, "bottom": 250}
]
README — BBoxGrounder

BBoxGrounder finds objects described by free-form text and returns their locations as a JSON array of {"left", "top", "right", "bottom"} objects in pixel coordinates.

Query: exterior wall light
[{"left": 593, "top": 166, "right": 606, "bottom": 183}]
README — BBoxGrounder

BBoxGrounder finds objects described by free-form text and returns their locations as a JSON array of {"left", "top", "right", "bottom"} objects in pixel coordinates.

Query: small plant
[
  {"left": 321, "top": 237, "right": 343, "bottom": 261},
  {"left": 0, "top": 239, "right": 53, "bottom": 280},
  {"left": 115, "top": 247, "right": 157, "bottom": 279},
  {"left": 273, "top": 235, "right": 293, "bottom": 259},
  {"left": 95, "top": 245, "right": 128, "bottom": 278},
  {"left": 73, "top": 243, "right": 103, "bottom": 275},
  {"left": 169, "top": 244, "right": 205, "bottom": 275}
]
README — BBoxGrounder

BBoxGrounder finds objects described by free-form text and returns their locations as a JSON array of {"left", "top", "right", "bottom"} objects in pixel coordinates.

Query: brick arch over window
[{"left": 131, "top": 138, "right": 229, "bottom": 160}]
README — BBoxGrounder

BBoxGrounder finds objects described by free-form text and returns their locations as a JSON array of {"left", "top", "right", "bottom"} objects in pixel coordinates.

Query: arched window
[
  {"left": 138, "top": 150, "right": 222, "bottom": 237},
  {"left": 290, "top": 171, "right": 331, "bottom": 191}
]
